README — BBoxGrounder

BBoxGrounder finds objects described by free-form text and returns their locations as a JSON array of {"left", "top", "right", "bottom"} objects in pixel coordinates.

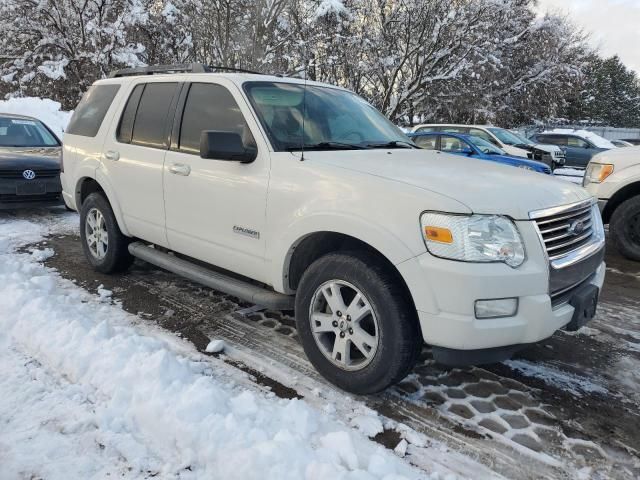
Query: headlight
[
  {"left": 420, "top": 212, "right": 526, "bottom": 267},
  {"left": 584, "top": 163, "right": 614, "bottom": 186}
]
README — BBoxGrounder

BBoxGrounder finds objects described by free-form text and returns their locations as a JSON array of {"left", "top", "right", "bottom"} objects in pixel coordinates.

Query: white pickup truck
[
  {"left": 585, "top": 146, "right": 640, "bottom": 261},
  {"left": 61, "top": 64, "right": 605, "bottom": 394}
]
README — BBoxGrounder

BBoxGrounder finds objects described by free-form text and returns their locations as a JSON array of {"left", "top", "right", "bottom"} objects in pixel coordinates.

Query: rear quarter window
[{"left": 66, "top": 84, "right": 120, "bottom": 137}]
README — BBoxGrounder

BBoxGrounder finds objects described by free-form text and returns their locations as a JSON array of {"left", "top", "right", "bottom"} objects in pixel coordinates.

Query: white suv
[{"left": 62, "top": 64, "right": 606, "bottom": 394}]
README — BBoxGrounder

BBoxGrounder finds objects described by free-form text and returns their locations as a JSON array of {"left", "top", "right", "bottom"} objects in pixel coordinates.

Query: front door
[{"left": 163, "top": 81, "right": 271, "bottom": 283}]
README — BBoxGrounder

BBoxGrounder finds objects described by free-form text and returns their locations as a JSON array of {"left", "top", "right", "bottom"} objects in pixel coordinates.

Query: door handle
[
  {"left": 169, "top": 163, "right": 191, "bottom": 176},
  {"left": 104, "top": 150, "right": 120, "bottom": 161}
]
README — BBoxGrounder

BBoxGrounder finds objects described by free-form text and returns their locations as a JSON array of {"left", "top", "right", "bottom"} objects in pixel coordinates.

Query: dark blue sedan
[{"left": 408, "top": 131, "right": 551, "bottom": 174}]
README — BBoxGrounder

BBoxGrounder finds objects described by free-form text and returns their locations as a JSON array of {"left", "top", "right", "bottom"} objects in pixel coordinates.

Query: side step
[{"left": 128, "top": 242, "right": 295, "bottom": 311}]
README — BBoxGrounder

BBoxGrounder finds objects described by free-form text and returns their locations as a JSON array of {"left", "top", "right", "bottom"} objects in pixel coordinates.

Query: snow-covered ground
[{"left": 0, "top": 213, "right": 439, "bottom": 480}]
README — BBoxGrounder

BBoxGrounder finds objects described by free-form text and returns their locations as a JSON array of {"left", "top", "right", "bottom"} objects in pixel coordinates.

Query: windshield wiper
[
  {"left": 365, "top": 140, "right": 417, "bottom": 149},
  {"left": 285, "top": 141, "right": 368, "bottom": 151}
]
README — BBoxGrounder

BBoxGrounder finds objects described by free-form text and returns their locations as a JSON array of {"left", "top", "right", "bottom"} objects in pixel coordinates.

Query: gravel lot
[{"left": 26, "top": 211, "right": 640, "bottom": 479}]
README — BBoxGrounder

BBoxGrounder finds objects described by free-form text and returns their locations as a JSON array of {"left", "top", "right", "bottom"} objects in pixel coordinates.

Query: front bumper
[
  {"left": 0, "top": 178, "right": 63, "bottom": 210},
  {"left": 397, "top": 219, "right": 605, "bottom": 355}
]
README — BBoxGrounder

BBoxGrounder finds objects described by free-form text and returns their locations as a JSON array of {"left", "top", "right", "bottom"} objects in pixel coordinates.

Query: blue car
[{"left": 408, "top": 131, "right": 551, "bottom": 174}]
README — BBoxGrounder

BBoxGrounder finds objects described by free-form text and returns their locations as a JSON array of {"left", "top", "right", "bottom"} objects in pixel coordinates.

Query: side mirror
[{"left": 200, "top": 131, "right": 257, "bottom": 163}]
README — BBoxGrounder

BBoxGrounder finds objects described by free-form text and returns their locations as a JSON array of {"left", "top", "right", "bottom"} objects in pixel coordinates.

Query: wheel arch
[
  {"left": 75, "top": 174, "right": 131, "bottom": 237},
  {"left": 284, "top": 231, "right": 417, "bottom": 314},
  {"left": 602, "top": 181, "right": 640, "bottom": 224}
]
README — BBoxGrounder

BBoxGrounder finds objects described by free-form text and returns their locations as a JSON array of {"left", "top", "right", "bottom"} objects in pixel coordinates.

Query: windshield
[
  {"left": 487, "top": 127, "right": 525, "bottom": 146},
  {"left": 244, "top": 82, "right": 412, "bottom": 151},
  {"left": 509, "top": 131, "right": 535, "bottom": 146},
  {"left": 467, "top": 136, "right": 505, "bottom": 155},
  {"left": 0, "top": 117, "right": 59, "bottom": 147}
]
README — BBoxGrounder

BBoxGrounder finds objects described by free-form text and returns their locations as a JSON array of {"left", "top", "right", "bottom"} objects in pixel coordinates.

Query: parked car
[
  {"left": 530, "top": 130, "right": 616, "bottom": 169},
  {"left": 0, "top": 113, "right": 63, "bottom": 209},
  {"left": 62, "top": 64, "right": 606, "bottom": 394},
  {"left": 408, "top": 132, "right": 551, "bottom": 174},
  {"left": 584, "top": 146, "right": 640, "bottom": 261},
  {"left": 507, "top": 130, "right": 566, "bottom": 169},
  {"left": 622, "top": 138, "right": 640, "bottom": 146},
  {"left": 611, "top": 139, "right": 634, "bottom": 148},
  {"left": 411, "top": 124, "right": 565, "bottom": 167}
]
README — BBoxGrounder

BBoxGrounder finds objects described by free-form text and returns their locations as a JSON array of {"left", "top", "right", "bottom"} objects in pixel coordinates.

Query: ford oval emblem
[
  {"left": 22, "top": 169, "right": 36, "bottom": 180},
  {"left": 568, "top": 219, "right": 586, "bottom": 236}
]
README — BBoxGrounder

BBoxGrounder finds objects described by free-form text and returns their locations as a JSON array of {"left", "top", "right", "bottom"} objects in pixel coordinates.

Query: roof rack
[{"left": 108, "top": 63, "right": 266, "bottom": 78}]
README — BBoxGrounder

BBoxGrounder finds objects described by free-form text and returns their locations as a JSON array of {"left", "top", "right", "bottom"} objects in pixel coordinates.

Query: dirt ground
[{"left": 31, "top": 223, "right": 640, "bottom": 479}]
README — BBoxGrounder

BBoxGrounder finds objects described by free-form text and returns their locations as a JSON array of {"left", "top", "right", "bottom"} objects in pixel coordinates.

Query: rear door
[
  {"left": 102, "top": 80, "right": 181, "bottom": 246},
  {"left": 163, "top": 80, "right": 271, "bottom": 282}
]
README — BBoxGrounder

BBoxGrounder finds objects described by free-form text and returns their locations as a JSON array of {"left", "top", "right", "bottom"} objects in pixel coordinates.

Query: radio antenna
[{"left": 300, "top": 40, "right": 308, "bottom": 161}]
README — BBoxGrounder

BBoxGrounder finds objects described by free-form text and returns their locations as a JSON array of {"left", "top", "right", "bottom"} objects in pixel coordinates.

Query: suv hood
[
  {"left": 311, "top": 149, "right": 590, "bottom": 220},
  {"left": 592, "top": 145, "right": 640, "bottom": 171}
]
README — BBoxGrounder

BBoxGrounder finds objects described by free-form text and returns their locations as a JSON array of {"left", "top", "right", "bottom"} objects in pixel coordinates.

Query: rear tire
[
  {"left": 80, "top": 192, "right": 134, "bottom": 273},
  {"left": 610, "top": 196, "right": 640, "bottom": 261},
  {"left": 295, "top": 251, "right": 422, "bottom": 394}
]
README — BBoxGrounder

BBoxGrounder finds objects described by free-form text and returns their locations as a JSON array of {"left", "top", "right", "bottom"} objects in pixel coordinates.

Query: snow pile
[
  {"left": 0, "top": 97, "right": 72, "bottom": 138},
  {"left": 0, "top": 216, "right": 426, "bottom": 480},
  {"left": 542, "top": 129, "right": 616, "bottom": 149}
]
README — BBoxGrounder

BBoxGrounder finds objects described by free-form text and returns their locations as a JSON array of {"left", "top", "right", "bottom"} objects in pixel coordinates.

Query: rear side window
[
  {"left": 66, "top": 84, "right": 120, "bottom": 137},
  {"left": 179, "top": 83, "right": 254, "bottom": 155},
  {"left": 117, "top": 84, "right": 145, "bottom": 144},
  {"left": 414, "top": 135, "right": 437, "bottom": 150},
  {"left": 130, "top": 83, "right": 179, "bottom": 149}
]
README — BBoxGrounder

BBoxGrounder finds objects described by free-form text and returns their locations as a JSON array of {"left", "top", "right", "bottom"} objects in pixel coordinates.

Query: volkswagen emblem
[
  {"left": 567, "top": 219, "right": 586, "bottom": 236},
  {"left": 22, "top": 169, "right": 36, "bottom": 180}
]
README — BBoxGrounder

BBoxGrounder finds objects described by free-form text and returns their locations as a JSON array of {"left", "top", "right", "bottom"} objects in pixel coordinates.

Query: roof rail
[{"left": 108, "top": 63, "right": 266, "bottom": 78}]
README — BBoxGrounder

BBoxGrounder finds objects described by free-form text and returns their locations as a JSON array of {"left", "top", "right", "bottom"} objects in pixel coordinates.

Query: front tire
[
  {"left": 610, "top": 196, "right": 640, "bottom": 261},
  {"left": 295, "top": 251, "right": 422, "bottom": 394},
  {"left": 79, "top": 192, "right": 134, "bottom": 273}
]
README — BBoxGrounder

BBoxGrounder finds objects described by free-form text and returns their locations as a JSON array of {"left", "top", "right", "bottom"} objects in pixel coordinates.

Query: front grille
[
  {"left": 533, "top": 202, "right": 594, "bottom": 261},
  {"left": 0, "top": 169, "right": 60, "bottom": 179},
  {"left": 0, "top": 192, "right": 61, "bottom": 203}
]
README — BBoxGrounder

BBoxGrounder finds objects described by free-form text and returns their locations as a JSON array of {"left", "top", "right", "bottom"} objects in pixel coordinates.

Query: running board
[{"left": 128, "top": 242, "right": 295, "bottom": 310}]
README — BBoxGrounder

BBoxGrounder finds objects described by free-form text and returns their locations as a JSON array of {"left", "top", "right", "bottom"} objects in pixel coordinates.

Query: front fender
[{"left": 269, "top": 212, "right": 418, "bottom": 293}]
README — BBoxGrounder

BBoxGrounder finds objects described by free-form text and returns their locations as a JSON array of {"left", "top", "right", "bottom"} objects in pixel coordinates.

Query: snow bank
[
  {"left": 0, "top": 97, "right": 72, "bottom": 138},
  {"left": 542, "top": 129, "right": 616, "bottom": 149},
  {"left": 0, "top": 215, "right": 426, "bottom": 480}
]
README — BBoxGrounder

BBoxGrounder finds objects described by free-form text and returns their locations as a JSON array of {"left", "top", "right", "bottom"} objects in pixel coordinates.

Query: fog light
[{"left": 475, "top": 298, "right": 518, "bottom": 319}]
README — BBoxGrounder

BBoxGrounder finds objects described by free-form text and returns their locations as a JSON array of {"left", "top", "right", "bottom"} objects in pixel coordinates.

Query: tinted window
[
  {"left": 440, "top": 136, "right": 468, "bottom": 152},
  {"left": 117, "top": 84, "right": 144, "bottom": 144},
  {"left": 131, "top": 83, "right": 178, "bottom": 149},
  {"left": 567, "top": 136, "right": 589, "bottom": 148},
  {"left": 539, "top": 135, "right": 567, "bottom": 146},
  {"left": 414, "top": 135, "right": 437, "bottom": 149},
  {"left": 179, "top": 83, "right": 254, "bottom": 154},
  {"left": 66, "top": 84, "right": 120, "bottom": 137},
  {"left": 0, "top": 117, "right": 59, "bottom": 147}
]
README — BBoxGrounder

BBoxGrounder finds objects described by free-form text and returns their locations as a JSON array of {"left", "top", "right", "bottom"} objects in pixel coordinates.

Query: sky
[{"left": 535, "top": 0, "right": 640, "bottom": 73}]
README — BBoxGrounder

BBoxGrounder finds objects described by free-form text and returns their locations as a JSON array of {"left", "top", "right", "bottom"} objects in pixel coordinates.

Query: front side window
[
  {"left": 539, "top": 135, "right": 567, "bottom": 146},
  {"left": 439, "top": 136, "right": 468, "bottom": 153},
  {"left": 67, "top": 84, "right": 120, "bottom": 137},
  {"left": 0, "top": 117, "right": 59, "bottom": 147},
  {"left": 244, "top": 82, "right": 412, "bottom": 151},
  {"left": 468, "top": 128, "right": 494, "bottom": 143},
  {"left": 467, "top": 136, "right": 505, "bottom": 155},
  {"left": 179, "top": 83, "right": 255, "bottom": 155}
]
